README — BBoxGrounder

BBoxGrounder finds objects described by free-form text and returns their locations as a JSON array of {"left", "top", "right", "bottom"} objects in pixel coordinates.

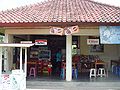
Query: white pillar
[
  {"left": 24, "top": 48, "right": 27, "bottom": 90},
  {"left": 20, "top": 47, "right": 23, "bottom": 73},
  {"left": 3, "top": 49, "right": 8, "bottom": 71},
  {"left": 4, "top": 34, "right": 13, "bottom": 71},
  {"left": 24, "top": 48, "right": 27, "bottom": 77},
  {"left": 4, "top": 34, "right": 9, "bottom": 71},
  {"left": 0, "top": 47, "right": 2, "bottom": 75},
  {"left": 66, "top": 35, "right": 72, "bottom": 81}
]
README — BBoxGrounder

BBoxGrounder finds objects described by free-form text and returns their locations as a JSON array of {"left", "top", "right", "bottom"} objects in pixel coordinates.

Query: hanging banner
[
  {"left": 50, "top": 27, "right": 64, "bottom": 35},
  {"left": 64, "top": 25, "right": 79, "bottom": 35},
  {"left": 100, "top": 26, "right": 120, "bottom": 44},
  {"left": 64, "top": 27, "right": 72, "bottom": 35},
  {"left": 71, "top": 25, "right": 79, "bottom": 34},
  {"left": 50, "top": 25, "right": 79, "bottom": 35}
]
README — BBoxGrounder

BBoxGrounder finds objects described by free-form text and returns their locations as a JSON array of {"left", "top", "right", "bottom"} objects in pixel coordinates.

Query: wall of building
[
  {"left": 118, "top": 46, "right": 120, "bottom": 58},
  {"left": 5, "top": 26, "right": 99, "bottom": 35},
  {"left": 80, "top": 35, "right": 120, "bottom": 70},
  {"left": 80, "top": 36, "right": 119, "bottom": 59},
  {"left": 5, "top": 28, "right": 50, "bottom": 35},
  {"left": 75, "top": 26, "right": 99, "bottom": 36},
  {"left": 80, "top": 36, "right": 89, "bottom": 55},
  {"left": 0, "top": 28, "right": 5, "bottom": 34}
]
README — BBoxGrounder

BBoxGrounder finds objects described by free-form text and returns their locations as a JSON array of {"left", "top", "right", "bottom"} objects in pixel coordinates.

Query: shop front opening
[
  {"left": 13, "top": 35, "right": 67, "bottom": 81},
  {"left": 7, "top": 35, "right": 120, "bottom": 83}
]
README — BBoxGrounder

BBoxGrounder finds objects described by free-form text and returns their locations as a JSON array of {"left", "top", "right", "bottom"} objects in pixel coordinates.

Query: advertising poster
[
  {"left": 100, "top": 26, "right": 120, "bottom": 44},
  {"left": 1, "top": 74, "right": 11, "bottom": 90}
]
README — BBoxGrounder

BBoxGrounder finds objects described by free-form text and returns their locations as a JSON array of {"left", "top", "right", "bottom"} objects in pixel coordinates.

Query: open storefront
[
  {"left": 1, "top": 0, "right": 120, "bottom": 89},
  {"left": 0, "top": 31, "right": 120, "bottom": 89},
  {"left": 2, "top": 28, "right": 120, "bottom": 81}
]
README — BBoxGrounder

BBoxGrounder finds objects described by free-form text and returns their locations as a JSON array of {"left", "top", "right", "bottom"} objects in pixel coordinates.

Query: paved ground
[
  {"left": 26, "top": 81, "right": 120, "bottom": 90},
  {"left": 26, "top": 72, "right": 120, "bottom": 90},
  {"left": 27, "top": 88, "right": 120, "bottom": 90}
]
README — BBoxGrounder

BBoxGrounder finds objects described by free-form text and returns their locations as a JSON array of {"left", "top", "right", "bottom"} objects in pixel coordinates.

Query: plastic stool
[
  {"left": 112, "top": 65, "right": 114, "bottom": 73},
  {"left": 97, "top": 68, "right": 106, "bottom": 77},
  {"left": 90, "top": 68, "right": 96, "bottom": 78},
  {"left": 72, "top": 68, "right": 78, "bottom": 79},
  {"left": 116, "top": 66, "right": 119, "bottom": 75},
  {"left": 60, "top": 68, "right": 65, "bottom": 79},
  {"left": 117, "top": 66, "right": 120, "bottom": 76},
  {"left": 113, "top": 65, "right": 117, "bottom": 75},
  {"left": 115, "top": 66, "right": 120, "bottom": 76},
  {"left": 48, "top": 67, "right": 52, "bottom": 76},
  {"left": 29, "top": 67, "right": 36, "bottom": 78},
  {"left": 75, "top": 69, "right": 78, "bottom": 79}
]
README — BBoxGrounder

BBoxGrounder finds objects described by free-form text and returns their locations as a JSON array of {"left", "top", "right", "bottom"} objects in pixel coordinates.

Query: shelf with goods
[
  {"left": 30, "top": 47, "right": 38, "bottom": 59},
  {"left": 38, "top": 50, "right": 51, "bottom": 61},
  {"left": 30, "top": 46, "right": 51, "bottom": 60},
  {"left": 29, "top": 46, "right": 52, "bottom": 75}
]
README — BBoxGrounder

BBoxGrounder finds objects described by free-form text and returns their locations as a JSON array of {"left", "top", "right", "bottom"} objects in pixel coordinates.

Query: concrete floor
[
  {"left": 26, "top": 72, "right": 120, "bottom": 90},
  {"left": 26, "top": 81, "right": 120, "bottom": 90}
]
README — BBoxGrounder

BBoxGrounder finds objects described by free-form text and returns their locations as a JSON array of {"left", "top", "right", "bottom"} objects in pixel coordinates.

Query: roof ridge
[
  {"left": 2, "top": 0, "right": 120, "bottom": 13},
  {"left": 87, "top": 0, "right": 120, "bottom": 10},
  {"left": 1, "top": 0, "right": 52, "bottom": 12}
]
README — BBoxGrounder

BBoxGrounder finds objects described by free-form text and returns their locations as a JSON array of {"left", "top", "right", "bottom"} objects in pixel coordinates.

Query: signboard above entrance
[
  {"left": 87, "top": 39, "right": 99, "bottom": 45},
  {"left": 20, "top": 41, "right": 32, "bottom": 43},
  {"left": 50, "top": 27, "right": 64, "bottom": 35},
  {"left": 49, "top": 25, "right": 79, "bottom": 35},
  {"left": 100, "top": 26, "right": 120, "bottom": 44},
  {"left": 64, "top": 26, "right": 79, "bottom": 35},
  {"left": 35, "top": 39, "right": 47, "bottom": 45}
]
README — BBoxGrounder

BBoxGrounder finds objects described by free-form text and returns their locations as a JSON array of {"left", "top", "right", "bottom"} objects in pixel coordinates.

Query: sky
[{"left": 0, "top": 0, "right": 120, "bottom": 11}]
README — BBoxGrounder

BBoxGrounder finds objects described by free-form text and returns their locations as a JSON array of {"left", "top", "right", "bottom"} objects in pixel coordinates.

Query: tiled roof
[{"left": 0, "top": 0, "right": 120, "bottom": 24}]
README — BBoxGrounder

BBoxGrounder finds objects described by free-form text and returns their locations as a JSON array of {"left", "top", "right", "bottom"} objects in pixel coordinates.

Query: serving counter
[{"left": 0, "top": 69, "right": 26, "bottom": 90}]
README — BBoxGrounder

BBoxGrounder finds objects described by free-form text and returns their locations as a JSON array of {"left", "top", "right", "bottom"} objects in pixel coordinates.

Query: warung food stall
[{"left": 0, "top": 43, "right": 34, "bottom": 90}]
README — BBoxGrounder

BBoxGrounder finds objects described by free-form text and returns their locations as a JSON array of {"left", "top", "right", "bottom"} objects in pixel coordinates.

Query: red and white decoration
[
  {"left": 35, "top": 39, "right": 47, "bottom": 45},
  {"left": 50, "top": 25, "right": 79, "bottom": 35},
  {"left": 64, "top": 25, "right": 79, "bottom": 35},
  {"left": 50, "top": 27, "right": 64, "bottom": 35}
]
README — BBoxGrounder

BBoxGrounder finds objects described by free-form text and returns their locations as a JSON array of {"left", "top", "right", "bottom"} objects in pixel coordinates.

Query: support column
[
  {"left": 24, "top": 47, "right": 27, "bottom": 89},
  {"left": 24, "top": 48, "right": 27, "bottom": 77},
  {"left": 66, "top": 35, "right": 72, "bottom": 81},
  {"left": 0, "top": 47, "right": 2, "bottom": 75},
  {"left": 4, "top": 34, "right": 13, "bottom": 71},
  {"left": 4, "top": 34, "right": 9, "bottom": 71},
  {"left": 20, "top": 47, "right": 23, "bottom": 73}
]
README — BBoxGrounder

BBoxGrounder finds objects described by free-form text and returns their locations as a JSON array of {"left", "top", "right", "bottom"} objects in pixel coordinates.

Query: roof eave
[{"left": 0, "top": 22, "right": 120, "bottom": 27}]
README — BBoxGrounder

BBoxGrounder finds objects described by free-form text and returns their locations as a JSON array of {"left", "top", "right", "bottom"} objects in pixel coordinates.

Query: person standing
[{"left": 56, "top": 49, "right": 62, "bottom": 75}]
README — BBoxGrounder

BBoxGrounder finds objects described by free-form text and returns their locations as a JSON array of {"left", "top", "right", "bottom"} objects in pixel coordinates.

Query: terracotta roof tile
[{"left": 0, "top": 0, "right": 120, "bottom": 24}]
